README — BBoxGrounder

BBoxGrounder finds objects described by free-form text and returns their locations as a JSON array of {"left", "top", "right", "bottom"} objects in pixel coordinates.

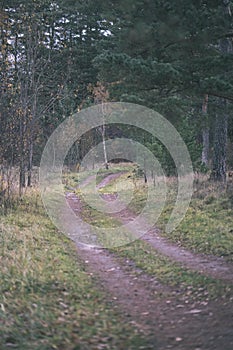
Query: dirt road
[{"left": 65, "top": 173, "right": 233, "bottom": 350}]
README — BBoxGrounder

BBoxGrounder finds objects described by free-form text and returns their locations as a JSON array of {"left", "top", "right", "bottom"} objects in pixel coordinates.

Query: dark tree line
[{"left": 1, "top": 0, "right": 233, "bottom": 197}]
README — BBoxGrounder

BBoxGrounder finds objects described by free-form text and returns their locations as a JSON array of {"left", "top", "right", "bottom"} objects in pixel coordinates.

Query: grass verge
[
  {"left": 156, "top": 177, "right": 233, "bottom": 262},
  {"left": 95, "top": 168, "right": 233, "bottom": 262},
  {"left": 111, "top": 240, "right": 233, "bottom": 302},
  {"left": 0, "top": 189, "right": 154, "bottom": 350},
  {"left": 68, "top": 168, "right": 233, "bottom": 302}
]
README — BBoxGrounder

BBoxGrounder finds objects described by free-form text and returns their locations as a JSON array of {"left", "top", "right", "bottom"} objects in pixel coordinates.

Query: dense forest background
[{"left": 1, "top": 0, "right": 233, "bottom": 196}]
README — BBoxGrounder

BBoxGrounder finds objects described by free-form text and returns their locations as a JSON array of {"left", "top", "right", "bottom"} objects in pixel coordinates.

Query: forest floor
[
  {"left": 1, "top": 165, "right": 233, "bottom": 350},
  {"left": 64, "top": 167, "right": 233, "bottom": 350}
]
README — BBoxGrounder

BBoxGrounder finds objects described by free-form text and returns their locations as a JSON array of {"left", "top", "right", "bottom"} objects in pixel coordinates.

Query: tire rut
[
  {"left": 65, "top": 190, "right": 233, "bottom": 350},
  {"left": 75, "top": 244, "right": 233, "bottom": 350},
  {"left": 96, "top": 173, "right": 233, "bottom": 283}
]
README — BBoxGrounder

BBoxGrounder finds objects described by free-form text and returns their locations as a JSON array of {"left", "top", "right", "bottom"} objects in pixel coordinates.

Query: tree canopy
[{"left": 0, "top": 0, "right": 233, "bottom": 189}]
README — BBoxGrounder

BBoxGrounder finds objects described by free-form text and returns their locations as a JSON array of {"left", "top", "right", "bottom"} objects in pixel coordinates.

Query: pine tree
[
  {"left": 94, "top": 0, "right": 233, "bottom": 175},
  {"left": 211, "top": 0, "right": 233, "bottom": 181}
]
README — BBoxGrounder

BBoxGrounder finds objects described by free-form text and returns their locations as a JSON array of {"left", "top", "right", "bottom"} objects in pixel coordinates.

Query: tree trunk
[
  {"left": 19, "top": 159, "right": 26, "bottom": 195},
  {"left": 93, "top": 83, "right": 109, "bottom": 169},
  {"left": 143, "top": 154, "right": 147, "bottom": 183},
  {"left": 210, "top": 0, "right": 232, "bottom": 181},
  {"left": 201, "top": 128, "right": 209, "bottom": 166},
  {"left": 27, "top": 140, "right": 33, "bottom": 187},
  {"left": 100, "top": 102, "right": 109, "bottom": 170},
  {"left": 201, "top": 94, "right": 209, "bottom": 167},
  {"left": 102, "top": 122, "right": 109, "bottom": 169},
  {"left": 19, "top": 111, "right": 26, "bottom": 195},
  {"left": 211, "top": 101, "right": 228, "bottom": 182}
]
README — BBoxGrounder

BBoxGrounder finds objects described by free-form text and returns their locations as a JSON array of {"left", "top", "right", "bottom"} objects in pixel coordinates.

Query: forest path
[
  {"left": 85, "top": 171, "right": 233, "bottom": 282},
  {"left": 64, "top": 171, "right": 233, "bottom": 349}
]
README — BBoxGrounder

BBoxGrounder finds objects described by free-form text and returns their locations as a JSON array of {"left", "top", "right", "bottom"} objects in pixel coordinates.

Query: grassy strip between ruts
[
  {"left": 72, "top": 168, "right": 233, "bottom": 302},
  {"left": 63, "top": 163, "right": 132, "bottom": 190},
  {"left": 0, "top": 189, "right": 154, "bottom": 350},
  {"left": 91, "top": 166, "right": 233, "bottom": 262},
  {"left": 81, "top": 195, "right": 233, "bottom": 302}
]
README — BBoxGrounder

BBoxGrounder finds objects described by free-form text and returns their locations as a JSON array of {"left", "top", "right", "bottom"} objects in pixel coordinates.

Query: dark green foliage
[
  {"left": 1, "top": 0, "right": 233, "bottom": 185},
  {"left": 93, "top": 0, "right": 233, "bottom": 178}
]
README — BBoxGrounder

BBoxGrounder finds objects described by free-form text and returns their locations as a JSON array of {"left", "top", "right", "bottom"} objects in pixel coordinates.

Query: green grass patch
[
  {"left": 68, "top": 169, "right": 233, "bottom": 301},
  {"left": 0, "top": 189, "right": 154, "bottom": 350},
  {"left": 111, "top": 240, "right": 232, "bottom": 301},
  {"left": 63, "top": 163, "right": 133, "bottom": 190},
  {"left": 155, "top": 178, "right": 233, "bottom": 262},
  {"left": 102, "top": 170, "right": 233, "bottom": 262}
]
